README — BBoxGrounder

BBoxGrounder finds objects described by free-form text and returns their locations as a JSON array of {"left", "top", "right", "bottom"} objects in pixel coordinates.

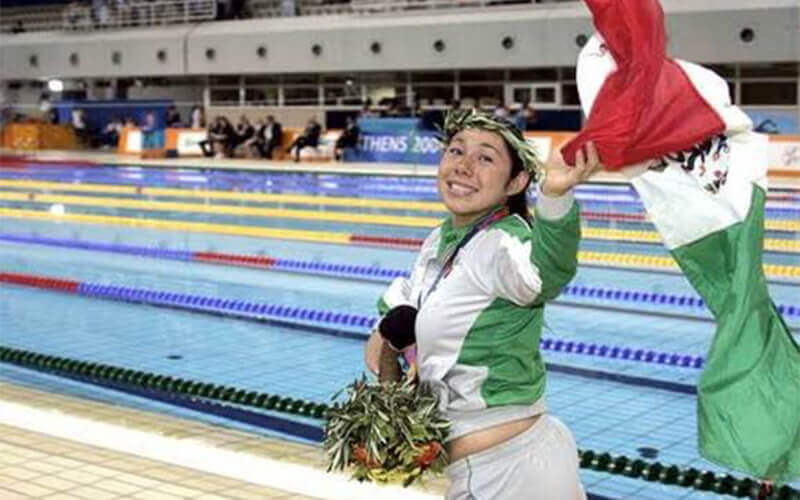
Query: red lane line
[
  {"left": 0, "top": 272, "right": 80, "bottom": 293},
  {"left": 349, "top": 235, "right": 424, "bottom": 249},
  {"left": 581, "top": 211, "right": 646, "bottom": 222},
  {"left": 194, "top": 252, "right": 277, "bottom": 268}
]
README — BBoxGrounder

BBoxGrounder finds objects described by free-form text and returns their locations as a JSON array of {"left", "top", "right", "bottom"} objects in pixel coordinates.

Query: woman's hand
[
  {"left": 365, "top": 330, "right": 384, "bottom": 375},
  {"left": 541, "top": 141, "right": 605, "bottom": 197}
]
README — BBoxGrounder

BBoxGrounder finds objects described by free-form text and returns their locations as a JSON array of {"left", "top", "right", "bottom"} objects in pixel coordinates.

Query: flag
[{"left": 569, "top": 0, "right": 800, "bottom": 482}]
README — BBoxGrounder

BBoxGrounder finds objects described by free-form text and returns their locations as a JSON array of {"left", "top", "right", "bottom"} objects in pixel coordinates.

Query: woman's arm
[{"left": 530, "top": 143, "right": 603, "bottom": 303}]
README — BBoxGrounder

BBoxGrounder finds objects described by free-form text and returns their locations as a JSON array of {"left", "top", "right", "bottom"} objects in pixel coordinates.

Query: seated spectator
[
  {"left": 264, "top": 115, "right": 283, "bottom": 159},
  {"left": 249, "top": 115, "right": 282, "bottom": 159},
  {"left": 493, "top": 104, "right": 510, "bottom": 119},
  {"left": 165, "top": 106, "right": 182, "bottom": 128},
  {"left": 513, "top": 100, "right": 537, "bottom": 131},
  {"left": 11, "top": 21, "right": 25, "bottom": 34},
  {"left": 334, "top": 116, "right": 359, "bottom": 161},
  {"left": 190, "top": 105, "right": 205, "bottom": 129},
  {"left": 286, "top": 117, "right": 321, "bottom": 162},
  {"left": 232, "top": 115, "right": 254, "bottom": 154},
  {"left": 244, "top": 118, "right": 266, "bottom": 158},
  {"left": 71, "top": 108, "right": 91, "bottom": 147},
  {"left": 100, "top": 115, "right": 123, "bottom": 148},
  {"left": 198, "top": 116, "right": 234, "bottom": 158}
]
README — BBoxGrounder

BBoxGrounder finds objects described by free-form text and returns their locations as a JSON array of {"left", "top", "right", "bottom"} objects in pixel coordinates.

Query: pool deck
[{"left": 0, "top": 381, "right": 447, "bottom": 500}]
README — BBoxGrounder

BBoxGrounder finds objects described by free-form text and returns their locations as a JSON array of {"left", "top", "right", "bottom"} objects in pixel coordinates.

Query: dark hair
[{"left": 503, "top": 139, "right": 532, "bottom": 223}]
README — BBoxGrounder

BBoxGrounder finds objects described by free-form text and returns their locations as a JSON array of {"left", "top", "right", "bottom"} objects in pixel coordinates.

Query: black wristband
[{"left": 378, "top": 305, "right": 417, "bottom": 351}]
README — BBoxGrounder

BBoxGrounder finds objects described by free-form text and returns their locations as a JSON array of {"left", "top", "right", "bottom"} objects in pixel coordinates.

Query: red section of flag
[
  {"left": 561, "top": 0, "right": 725, "bottom": 170},
  {"left": 0, "top": 272, "right": 80, "bottom": 293}
]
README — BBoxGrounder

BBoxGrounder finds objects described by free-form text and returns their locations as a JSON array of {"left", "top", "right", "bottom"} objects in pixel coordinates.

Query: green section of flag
[{"left": 671, "top": 186, "right": 800, "bottom": 482}]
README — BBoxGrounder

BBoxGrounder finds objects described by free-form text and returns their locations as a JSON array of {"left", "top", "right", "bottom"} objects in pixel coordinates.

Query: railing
[
  {"left": 1, "top": 0, "right": 575, "bottom": 34},
  {"left": 0, "top": 0, "right": 217, "bottom": 34}
]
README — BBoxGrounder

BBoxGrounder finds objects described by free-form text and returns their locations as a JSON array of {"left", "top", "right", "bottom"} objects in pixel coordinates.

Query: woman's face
[{"left": 438, "top": 128, "right": 526, "bottom": 226}]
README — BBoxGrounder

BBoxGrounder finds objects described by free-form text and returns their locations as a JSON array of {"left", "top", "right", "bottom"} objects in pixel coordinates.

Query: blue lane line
[
  {"left": 4, "top": 275, "right": 709, "bottom": 391},
  {"left": 0, "top": 233, "right": 798, "bottom": 317}
]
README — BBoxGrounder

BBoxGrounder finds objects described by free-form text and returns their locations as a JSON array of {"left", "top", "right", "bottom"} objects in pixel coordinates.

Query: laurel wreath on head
[{"left": 438, "top": 108, "right": 544, "bottom": 183}]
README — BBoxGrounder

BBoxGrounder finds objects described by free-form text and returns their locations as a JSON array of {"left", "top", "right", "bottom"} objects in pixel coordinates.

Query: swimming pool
[{"left": 1, "top": 162, "right": 798, "bottom": 499}]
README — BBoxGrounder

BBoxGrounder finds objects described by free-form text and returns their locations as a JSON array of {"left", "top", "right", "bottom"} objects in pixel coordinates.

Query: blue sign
[
  {"left": 746, "top": 109, "right": 799, "bottom": 135},
  {"left": 345, "top": 118, "right": 442, "bottom": 165}
]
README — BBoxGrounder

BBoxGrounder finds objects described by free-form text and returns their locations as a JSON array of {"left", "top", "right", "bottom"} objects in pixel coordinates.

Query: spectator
[
  {"left": 71, "top": 108, "right": 91, "bottom": 147},
  {"left": 286, "top": 117, "right": 321, "bottom": 162},
  {"left": 141, "top": 111, "right": 162, "bottom": 150},
  {"left": 381, "top": 98, "right": 401, "bottom": 118},
  {"left": 513, "top": 99, "right": 537, "bottom": 131},
  {"left": 231, "top": 115, "right": 255, "bottom": 155},
  {"left": 493, "top": 104, "right": 510, "bottom": 119},
  {"left": 198, "top": 116, "right": 234, "bottom": 158},
  {"left": 63, "top": 1, "right": 91, "bottom": 30},
  {"left": 244, "top": 118, "right": 266, "bottom": 158},
  {"left": 100, "top": 115, "right": 123, "bottom": 148},
  {"left": 38, "top": 93, "right": 51, "bottom": 116},
  {"left": 190, "top": 105, "right": 205, "bottom": 129},
  {"left": 115, "top": 0, "right": 132, "bottom": 27},
  {"left": 334, "top": 115, "right": 359, "bottom": 161},
  {"left": 92, "top": 0, "right": 111, "bottom": 27},
  {"left": 11, "top": 21, "right": 25, "bottom": 34},
  {"left": 359, "top": 100, "right": 378, "bottom": 119},
  {"left": 229, "top": 0, "right": 249, "bottom": 19},
  {"left": 259, "top": 115, "right": 283, "bottom": 159},
  {"left": 215, "top": 0, "right": 230, "bottom": 19},
  {"left": 166, "top": 106, "right": 182, "bottom": 127}
]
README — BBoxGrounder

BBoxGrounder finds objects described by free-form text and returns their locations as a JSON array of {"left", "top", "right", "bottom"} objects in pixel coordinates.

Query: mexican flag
[{"left": 564, "top": 0, "right": 800, "bottom": 482}]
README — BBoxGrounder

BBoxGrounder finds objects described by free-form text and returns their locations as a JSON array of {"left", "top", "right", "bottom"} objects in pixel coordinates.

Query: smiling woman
[{"left": 365, "top": 110, "right": 603, "bottom": 500}]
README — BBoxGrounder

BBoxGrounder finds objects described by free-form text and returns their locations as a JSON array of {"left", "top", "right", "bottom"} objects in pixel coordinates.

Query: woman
[{"left": 365, "top": 110, "right": 602, "bottom": 500}]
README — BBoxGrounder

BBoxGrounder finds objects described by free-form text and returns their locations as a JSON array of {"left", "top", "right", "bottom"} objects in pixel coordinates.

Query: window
[
  {"left": 244, "top": 75, "right": 280, "bottom": 85},
  {"left": 323, "top": 85, "right": 362, "bottom": 106},
  {"left": 561, "top": 83, "right": 580, "bottom": 106},
  {"left": 321, "top": 73, "right": 359, "bottom": 85},
  {"left": 706, "top": 64, "right": 736, "bottom": 78},
  {"left": 365, "top": 85, "right": 405, "bottom": 105},
  {"left": 740, "top": 63, "right": 798, "bottom": 78},
  {"left": 411, "top": 71, "right": 454, "bottom": 84},
  {"left": 509, "top": 68, "right": 558, "bottom": 82},
  {"left": 740, "top": 82, "right": 797, "bottom": 106},
  {"left": 209, "top": 88, "right": 239, "bottom": 105},
  {"left": 209, "top": 76, "right": 238, "bottom": 85},
  {"left": 245, "top": 88, "right": 279, "bottom": 105},
  {"left": 284, "top": 87, "right": 319, "bottom": 106},
  {"left": 283, "top": 74, "right": 319, "bottom": 85},
  {"left": 459, "top": 69, "right": 506, "bottom": 82},
  {"left": 560, "top": 67, "right": 576, "bottom": 80},
  {"left": 460, "top": 85, "right": 503, "bottom": 107},
  {"left": 413, "top": 85, "right": 454, "bottom": 105}
]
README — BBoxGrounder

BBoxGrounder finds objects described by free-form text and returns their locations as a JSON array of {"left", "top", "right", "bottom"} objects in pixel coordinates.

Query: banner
[
  {"left": 768, "top": 136, "right": 800, "bottom": 172},
  {"left": 345, "top": 118, "right": 441, "bottom": 165}
]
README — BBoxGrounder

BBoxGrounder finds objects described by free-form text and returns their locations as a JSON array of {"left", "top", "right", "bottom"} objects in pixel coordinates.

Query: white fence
[
  {"left": 1, "top": 0, "right": 574, "bottom": 34},
  {"left": 1, "top": 0, "right": 217, "bottom": 34}
]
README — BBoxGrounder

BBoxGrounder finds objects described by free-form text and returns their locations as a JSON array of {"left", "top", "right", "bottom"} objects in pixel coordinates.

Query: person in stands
[
  {"left": 286, "top": 117, "right": 321, "bottom": 162},
  {"left": 334, "top": 115, "right": 360, "bottom": 161}
]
